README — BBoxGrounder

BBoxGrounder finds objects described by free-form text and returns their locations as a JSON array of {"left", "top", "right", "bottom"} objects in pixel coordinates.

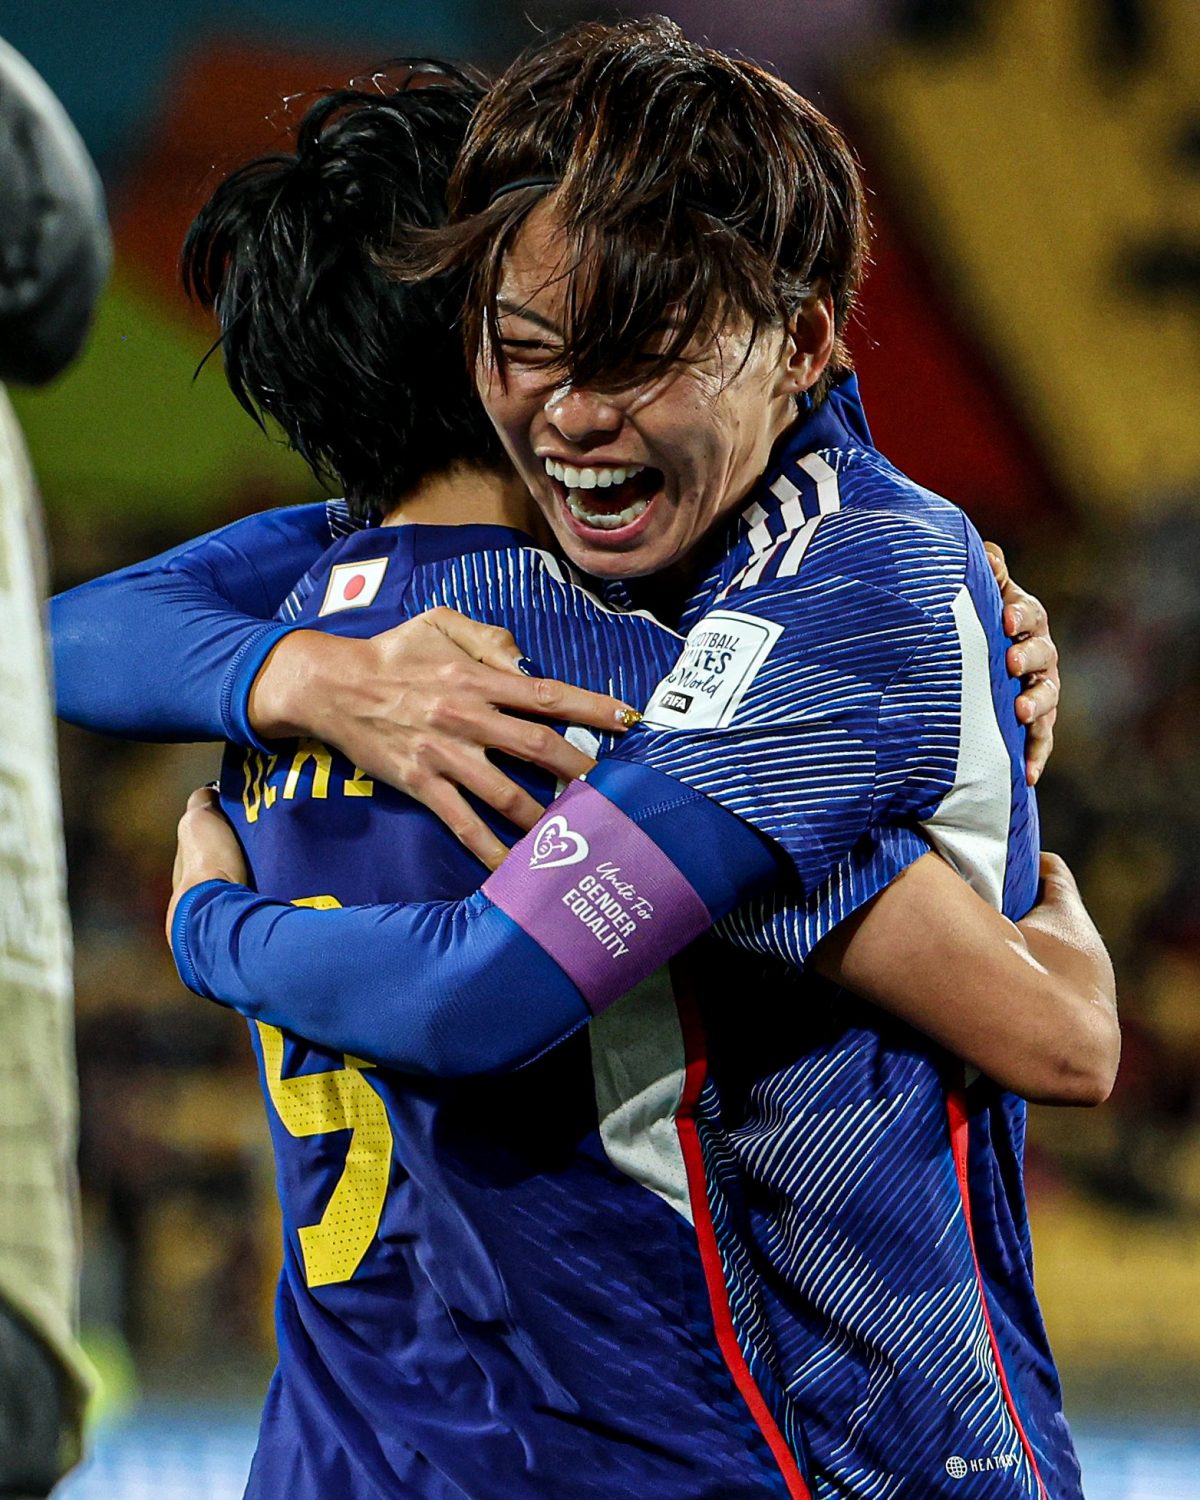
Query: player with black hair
[{"left": 182, "top": 64, "right": 503, "bottom": 521}]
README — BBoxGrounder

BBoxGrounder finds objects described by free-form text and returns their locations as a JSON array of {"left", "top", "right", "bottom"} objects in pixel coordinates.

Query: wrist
[
  {"left": 247, "top": 629, "right": 349, "bottom": 741},
  {"left": 169, "top": 878, "right": 234, "bottom": 997}
]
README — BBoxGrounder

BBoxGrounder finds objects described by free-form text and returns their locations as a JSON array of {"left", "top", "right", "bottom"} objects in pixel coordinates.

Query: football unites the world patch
[
  {"left": 642, "top": 609, "right": 783, "bottom": 730},
  {"left": 319, "top": 557, "right": 390, "bottom": 616}
]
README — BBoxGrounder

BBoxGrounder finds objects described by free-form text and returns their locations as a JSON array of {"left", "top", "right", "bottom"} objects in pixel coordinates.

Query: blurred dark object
[
  {"left": 0, "top": 1302, "right": 67, "bottom": 1498},
  {"left": 0, "top": 35, "right": 110, "bottom": 385},
  {"left": 0, "top": 33, "right": 110, "bottom": 1497}
]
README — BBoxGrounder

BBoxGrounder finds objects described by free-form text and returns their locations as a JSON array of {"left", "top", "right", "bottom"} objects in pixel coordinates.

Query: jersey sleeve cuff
[
  {"left": 219, "top": 621, "right": 304, "bottom": 751},
  {"left": 170, "top": 879, "right": 237, "bottom": 997}
]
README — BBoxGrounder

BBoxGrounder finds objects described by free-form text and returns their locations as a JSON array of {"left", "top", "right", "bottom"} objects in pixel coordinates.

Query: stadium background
[{"left": 3, "top": 0, "right": 1198, "bottom": 1494}]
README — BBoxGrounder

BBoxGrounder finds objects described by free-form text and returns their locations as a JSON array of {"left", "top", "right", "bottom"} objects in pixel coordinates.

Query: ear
[{"left": 774, "top": 294, "right": 835, "bottom": 398}]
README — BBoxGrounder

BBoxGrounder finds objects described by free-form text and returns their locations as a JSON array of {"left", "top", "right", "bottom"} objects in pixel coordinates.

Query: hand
[
  {"left": 248, "top": 607, "right": 640, "bottom": 870},
  {"left": 166, "top": 786, "right": 249, "bottom": 941},
  {"left": 985, "top": 543, "right": 1059, "bottom": 786}
]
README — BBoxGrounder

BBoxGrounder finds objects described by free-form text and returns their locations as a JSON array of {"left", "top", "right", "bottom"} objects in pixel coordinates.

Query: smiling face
[{"left": 476, "top": 203, "right": 833, "bottom": 580}]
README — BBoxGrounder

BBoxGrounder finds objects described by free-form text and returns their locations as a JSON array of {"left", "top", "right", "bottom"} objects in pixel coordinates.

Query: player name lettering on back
[
  {"left": 642, "top": 609, "right": 783, "bottom": 730},
  {"left": 241, "top": 742, "right": 374, "bottom": 825}
]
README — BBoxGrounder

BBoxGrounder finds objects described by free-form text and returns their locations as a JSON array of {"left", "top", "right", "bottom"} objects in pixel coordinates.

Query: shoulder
[{"left": 724, "top": 449, "right": 972, "bottom": 622}]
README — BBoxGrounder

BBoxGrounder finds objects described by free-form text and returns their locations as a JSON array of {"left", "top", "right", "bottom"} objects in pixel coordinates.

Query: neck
[{"left": 380, "top": 462, "right": 548, "bottom": 543}]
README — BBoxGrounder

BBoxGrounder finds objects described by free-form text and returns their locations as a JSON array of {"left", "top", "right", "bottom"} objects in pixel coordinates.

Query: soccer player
[{"left": 165, "top": 23, "right": 1113, "bottom": 1499}]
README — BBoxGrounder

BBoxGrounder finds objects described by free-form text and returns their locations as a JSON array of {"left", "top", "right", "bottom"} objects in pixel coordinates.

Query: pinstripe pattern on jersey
[
  {"left": 249, "top": 528, "right": 799, "bottom": 1499},
  {"left": 607, "top": 418, "right": 1060, "bottom": 1496},
  {"left": 278, "top": 500, "right": 365, "bottom": 623}
]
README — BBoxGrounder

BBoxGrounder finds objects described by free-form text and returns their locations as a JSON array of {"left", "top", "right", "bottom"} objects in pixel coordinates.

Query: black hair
[{"left": 182, "top": 62, "right": 505, "bottom": 520}]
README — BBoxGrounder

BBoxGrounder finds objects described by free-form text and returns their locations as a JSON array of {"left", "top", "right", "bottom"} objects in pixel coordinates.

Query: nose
[{"left": 542, "top": 383, "right": 623, "bottom": 445}]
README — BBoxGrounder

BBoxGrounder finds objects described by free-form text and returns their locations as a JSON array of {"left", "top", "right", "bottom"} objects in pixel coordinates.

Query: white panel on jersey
[
  {"left": 555, "top": 727, "right": 601, "bottom": 797},
  {"left": 921, "top": 585, "right": 1012, "bottom": 909},
  {"left": 796, "top": 452, "right": 842, "bottom": 514},
  {"left": 319, "top": 557, "right": 389, "bottom": 616},
  {"left": 589, "top": 969, "right": 692, "bottom": 1223},
  {"left": 642, "top": 610, "right": 783, "bottom": 730}
]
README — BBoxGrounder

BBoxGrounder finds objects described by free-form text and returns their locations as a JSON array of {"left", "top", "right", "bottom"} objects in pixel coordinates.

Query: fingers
[
  {"left": 452, "top": 754, "right": 549, "bottom": 834},
  {"left": 984, "top": 541, "right": 1010, "bottom": 591},
  {"left": 1007, "top": 633, "right": 1058, "bottom": 681},
  {"left": 480, "top": 711, "right": 598, "bottom": 783},
  {"left": 1023, "top": 707, "right": 1057, "bottom": 785},
  {"left": 414, "top": 778, "right": 510, "bottom": 872},
  {"left": 486, "top": 672, "right": 639, "bottom": 733},
  {"left": 425, "top": 606, "right": 525, "bottom": 674},
  {"left": 1015, "top": 677, "right": 1060, "bottom": 726},
  {"left": 1002, "top": 586, "right": 1049, "bottom": 643}
]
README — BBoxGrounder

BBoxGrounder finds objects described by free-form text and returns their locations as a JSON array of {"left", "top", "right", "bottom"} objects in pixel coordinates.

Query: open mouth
[{"left": 543, "top": 458, "right": 663, "bottom": 534}]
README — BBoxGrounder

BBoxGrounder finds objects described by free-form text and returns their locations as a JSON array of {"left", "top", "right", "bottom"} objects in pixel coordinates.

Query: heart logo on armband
[{"left": 528, "top": 814, "right": 590, "bottom": 871}]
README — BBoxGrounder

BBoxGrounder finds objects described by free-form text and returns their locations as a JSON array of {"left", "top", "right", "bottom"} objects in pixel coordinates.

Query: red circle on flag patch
[{"left": 343, "top": 574, "right": 367, "bottom": 600}]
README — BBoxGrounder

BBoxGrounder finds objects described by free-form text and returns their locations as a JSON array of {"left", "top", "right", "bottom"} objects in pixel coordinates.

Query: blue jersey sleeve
[
  {"left": 50, "top": 501, "right": 341, "bottom": 746},
  {"left": 607, "top": 509, "right": 969, "bottom": 964},
  {"left": 171, "top": 759, "right": 780, "bottom": 1075}
]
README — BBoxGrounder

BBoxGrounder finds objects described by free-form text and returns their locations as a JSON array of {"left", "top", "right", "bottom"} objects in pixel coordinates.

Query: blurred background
[{"left": 3, "top": 0, "right": 1199, "bottom": 1494}]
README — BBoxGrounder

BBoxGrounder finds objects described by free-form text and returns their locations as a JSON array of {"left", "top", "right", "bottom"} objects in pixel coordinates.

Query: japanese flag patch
[
  {"left": 319, "top": 557, "right": 390, "bottom": 616},
  {"left": 642, "top": 609, "right": 783, "bottom": 730}
]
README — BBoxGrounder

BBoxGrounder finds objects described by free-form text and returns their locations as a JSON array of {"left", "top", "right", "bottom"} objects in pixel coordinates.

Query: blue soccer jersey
[
  {"left": 599, "top": 382, "right": 1075, "bottom": 1498},
  {"left": 179, "top": 376, "right": 1083, "bottom": 1499},
  {"left": 221, "top": 523, "right": 804, "bottom": 1499}
]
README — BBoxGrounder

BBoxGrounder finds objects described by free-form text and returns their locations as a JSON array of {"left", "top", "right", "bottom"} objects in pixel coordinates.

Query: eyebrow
[{"left": 496, "top": 298, "right": 562, "bottom": 336}]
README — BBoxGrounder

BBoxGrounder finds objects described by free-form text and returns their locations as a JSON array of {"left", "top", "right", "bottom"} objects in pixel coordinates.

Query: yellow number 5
[{"left": 256, "top": 895, "right": 393, "bottom": 1288}]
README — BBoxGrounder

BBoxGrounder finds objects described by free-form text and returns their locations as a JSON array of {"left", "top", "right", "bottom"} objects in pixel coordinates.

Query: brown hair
[{"left": 390, "top": 17, "right": 869, "bottom": 403}]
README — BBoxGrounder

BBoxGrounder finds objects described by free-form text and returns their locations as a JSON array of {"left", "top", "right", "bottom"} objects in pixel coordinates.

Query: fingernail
[
  {"left": 1011, "top": 652, "right": 1025, "bottom": 674},
  {"left": 615, "top": 707, "right": 642, "bottom": 729},
  {"left": 515, "top": 657, "right": 536, "bottom": 677},
  {"left": 1009, "top": 609, "right": 1024, "bottom": 633}
]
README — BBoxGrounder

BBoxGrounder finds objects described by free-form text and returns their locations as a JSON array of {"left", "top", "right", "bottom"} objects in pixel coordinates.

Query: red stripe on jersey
[
  {"left": 670, "top": 960, "right": 813, "bottom": 1500},
  {"left": 946, "top": 1079, "right": 1049, "bottom": 1499}
]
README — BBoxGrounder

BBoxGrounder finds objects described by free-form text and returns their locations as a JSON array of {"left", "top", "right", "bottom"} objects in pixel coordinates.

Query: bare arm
[{"left": 814, "top": 851, "right": 1118, "bottom": 1106}]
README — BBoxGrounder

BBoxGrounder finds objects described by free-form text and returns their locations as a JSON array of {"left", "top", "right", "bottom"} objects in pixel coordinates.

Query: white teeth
[
  {"left": 542, "top": 458, "right": 646, "bottom": 489},
  {"left": 565, "top": 494, "right": 651, "bottom": 531}
]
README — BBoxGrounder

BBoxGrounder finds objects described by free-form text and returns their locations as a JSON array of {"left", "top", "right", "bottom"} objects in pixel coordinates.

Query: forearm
[
  {"left": 1014, "top": 860, "right": 1118, "bottom": 1105},
  {"left": 171, "top": 760, "right": 779, "bottom": 1073},
  {"left": 175, "top": 881, "right": 590, "bottom": 1075},
  {"left": 50, "top": 503, "right": 333, "bottom": 743},
  {"left": 815, "top": 852, "right": 1119, "bottom": 1105}
]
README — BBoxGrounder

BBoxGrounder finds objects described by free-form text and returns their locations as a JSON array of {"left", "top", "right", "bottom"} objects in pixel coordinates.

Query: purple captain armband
[{"left": 481, "top": 778, "right": 711, "bottom": 1016}]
